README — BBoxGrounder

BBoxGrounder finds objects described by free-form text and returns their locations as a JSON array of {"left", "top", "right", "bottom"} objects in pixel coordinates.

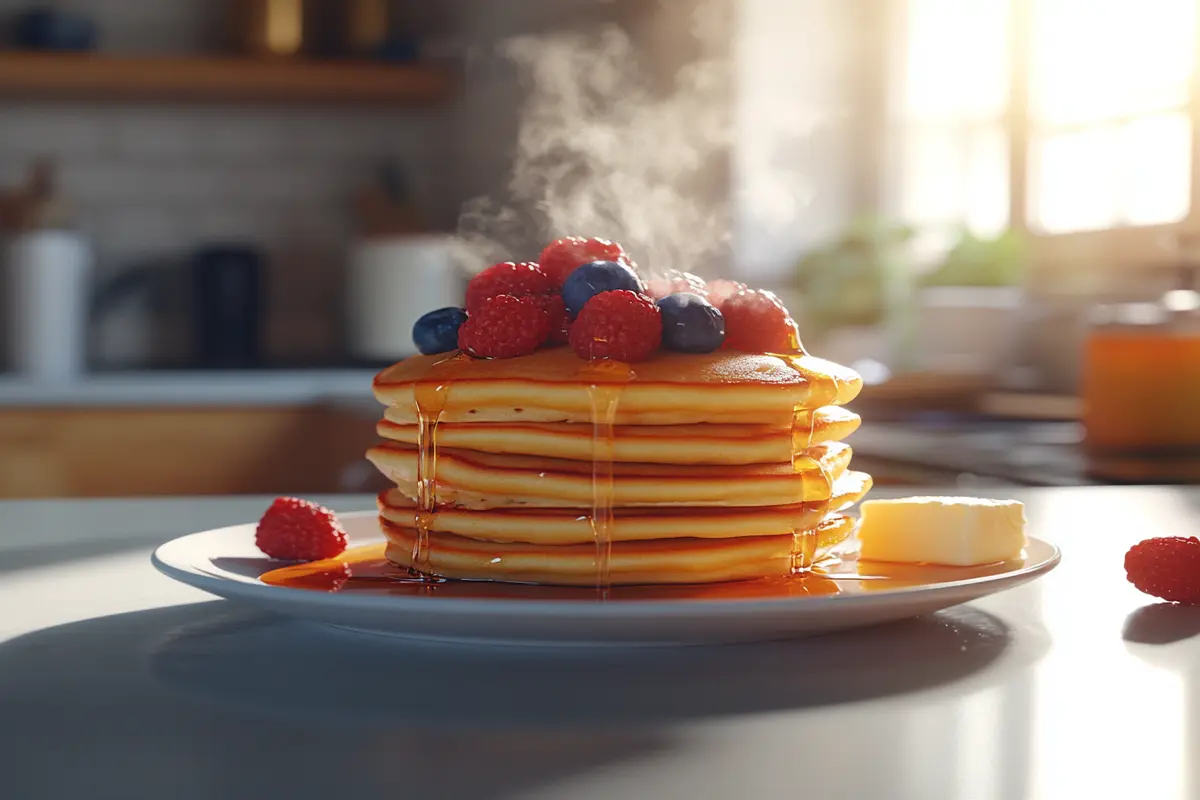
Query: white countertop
[
  {"left": 2, "top": 486, "right": 1198, "bottom": 799},
  {"left": 0, "top": 369, "right": 381, "bottom": 407}
]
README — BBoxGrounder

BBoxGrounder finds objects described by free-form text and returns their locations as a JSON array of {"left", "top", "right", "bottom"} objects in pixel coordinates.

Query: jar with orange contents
[{"left": 1081, "top": 290, "right": 1200, "bottom": 482}]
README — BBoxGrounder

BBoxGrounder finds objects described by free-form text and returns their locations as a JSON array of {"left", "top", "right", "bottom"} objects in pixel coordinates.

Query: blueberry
[
  {"left": 412, "top": 307, "right": 467, "bottom": 355},
  {"left": 561, "top": 260, "right": 641, "bottom": 316},
  {"left": 656, "top": 292, "right": 725, "bottom": 353}
]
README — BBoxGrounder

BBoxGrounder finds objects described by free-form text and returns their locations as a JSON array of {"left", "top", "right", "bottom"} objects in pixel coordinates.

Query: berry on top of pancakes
[{"left": 410, "top": 237, "right": 802, "bottom": 361}]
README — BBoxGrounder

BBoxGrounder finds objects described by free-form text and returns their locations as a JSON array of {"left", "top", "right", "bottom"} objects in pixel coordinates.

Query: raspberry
[
  {"left": 720, "top": 288, "right": 801, "bottom": 353},
  {"left": 1125, "top": 536, "right": 1200, "bottom": 604},
  {"left": 569, "top": 290, "right": 662, "bottom": 362},
  {"left": 465, "top": 261, "right": 553, "bottom": 314},
  {"left": 706, "top": 279, "right": 747, "bottom": 308},
  {"left": 646, "top": 269, "right": 708, "bottom": 300},
  {"left": 538, "top": 237, "right": 630, "bottom": 288},
  {"left": 538, "top": 294, "right": 570, "bottom": 345},
  {"left": 459, "top": 294, "right": 551, "bottom": 358},
  {"left": 255, "top": 497, "right": 348, "bottom": 561}
]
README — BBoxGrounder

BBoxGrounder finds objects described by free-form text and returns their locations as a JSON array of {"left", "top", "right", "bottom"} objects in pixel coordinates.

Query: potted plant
[
  {"left": 790, "top": 215, "right": 915, "bottom": 368},
  {"left": 914, "top": 227, "right": 1027, "bottom": 373}
]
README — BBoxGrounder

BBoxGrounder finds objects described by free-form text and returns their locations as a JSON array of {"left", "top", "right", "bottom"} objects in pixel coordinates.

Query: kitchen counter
[
  {"left": 0, "top": 368, "right": 381, "bottom": 408},
  {"left": 3, "top": 486, "right": 1200, "bottom": 799},
  {"left": 849, "top": 419, "right": 1092, "bottom": 486}
]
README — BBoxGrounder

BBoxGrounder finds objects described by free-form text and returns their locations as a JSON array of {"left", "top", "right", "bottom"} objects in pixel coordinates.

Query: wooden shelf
[{"left": 0, "top": 52, "right": 454, "bottom": 105}]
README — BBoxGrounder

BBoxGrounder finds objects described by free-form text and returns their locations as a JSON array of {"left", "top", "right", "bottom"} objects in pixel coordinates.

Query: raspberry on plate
[
  {"left": 647, "top": 270, "right": 708, "bottom": 300},
  {"left": 256, "top": 497, "right": 348, "bottom": 561},
  {"left": 1125, "top": 536, "right": 1200, "bottom": 604},
  {"left": 459, "top": 294, "right": 551, "bottom": 358},
  {"left": 465, "top": 261, "right": 553, "bottom": 314},
  {"left": 720, "top": 288, "right": 801, "bottom": 353},
  {"left": 539, "top": 237, "right": 630, "bottom": 288},
  {"left": 569, "top": 289, "right": 662, "bottom": 362}
]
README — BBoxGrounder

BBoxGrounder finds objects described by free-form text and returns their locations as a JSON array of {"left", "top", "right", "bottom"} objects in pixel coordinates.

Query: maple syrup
[
  {"left": 260, "top": 542, "right": 1022, "bottom": 600},
  {"left": 579, "top": 360, "right": 634, "bottom": 596},
  {"left": 787, "top": 404, "right": 819, "bottom": 572},
  {"left": 354, "top": 343, "right": 862, "bottom": 593},
  {"left": 778, "top": 350, "right": 843, "bottom": 574}
]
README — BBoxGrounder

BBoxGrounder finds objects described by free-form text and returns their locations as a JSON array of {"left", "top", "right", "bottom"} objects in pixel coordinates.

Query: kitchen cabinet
[{"left": 0, "top": 405, "right": 386, "bottom": 499}]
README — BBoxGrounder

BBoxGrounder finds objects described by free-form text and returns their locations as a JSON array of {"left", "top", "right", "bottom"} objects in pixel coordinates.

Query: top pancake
[{"left": 373, "top": 348, "right": 863, "bottom": 425}]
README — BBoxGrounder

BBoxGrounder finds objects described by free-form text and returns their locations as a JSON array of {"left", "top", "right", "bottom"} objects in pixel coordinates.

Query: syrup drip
[
  {"left": 778, "top": 349, "right": 841, "bottom": 574},
  {"left": 410, "top": 352, "right": 467, "bottom": 578},
  {"left": 580, "top": 360, "right": 633, "bottom": 597},
  {"left": 787, "top": 404, "right": 825, "bottom": 572}
]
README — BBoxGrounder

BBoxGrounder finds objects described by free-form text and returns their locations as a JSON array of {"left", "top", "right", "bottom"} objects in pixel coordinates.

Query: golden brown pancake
[
  {"left": 374, "top": 349, "right": 863, "bottom": 425},
  {"left": 381, "top": 512, "right": 859, "bottom": 585},
  {"left": 366, "top": 441, "right": 854, "bottom": 509},
  {"left": 377, "top": 470, "right": 871, "bottom": 545},
  {"left": 376, "top": 405, "right": 860, "bottom": 465}
]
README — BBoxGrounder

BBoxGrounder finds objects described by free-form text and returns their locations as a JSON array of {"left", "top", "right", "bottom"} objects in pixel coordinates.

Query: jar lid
[{"left": 1091, "top": 296, "right": 1200, "bottom": 333}]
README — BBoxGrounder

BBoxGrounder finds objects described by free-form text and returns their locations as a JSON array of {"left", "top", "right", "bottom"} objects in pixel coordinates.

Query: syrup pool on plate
[{"left": 259, "top": 542, "right": 1023, "bottom": 601}]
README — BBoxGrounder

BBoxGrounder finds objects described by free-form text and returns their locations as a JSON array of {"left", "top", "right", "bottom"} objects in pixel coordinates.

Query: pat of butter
[{"left": 857, "top": 496, "right": 1027, "bottom": 566}]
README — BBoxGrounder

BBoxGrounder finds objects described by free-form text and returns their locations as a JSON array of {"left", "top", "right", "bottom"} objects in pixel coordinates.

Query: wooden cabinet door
[{"left": 0, "top": 406, "right": 380, "bottom": 498}]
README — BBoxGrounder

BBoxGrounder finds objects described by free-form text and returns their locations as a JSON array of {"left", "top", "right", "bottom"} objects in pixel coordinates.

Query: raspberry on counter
[{"left": 1125, "top": 536, "right": 1200, "bottom": 604}]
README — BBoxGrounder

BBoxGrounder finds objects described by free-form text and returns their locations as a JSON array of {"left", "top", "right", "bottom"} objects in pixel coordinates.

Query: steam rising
[{"left": 455, "top": 1, "right": 735, "bottom": 279}]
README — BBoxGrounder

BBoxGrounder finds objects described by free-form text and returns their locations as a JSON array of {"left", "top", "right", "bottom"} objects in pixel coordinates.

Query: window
[{"left": 887, "top": 0, "right": 1197, "bottom": 253}]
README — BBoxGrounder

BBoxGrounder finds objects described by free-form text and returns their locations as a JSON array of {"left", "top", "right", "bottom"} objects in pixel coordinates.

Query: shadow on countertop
[{"left": 0, "top": 596, "right": 1055, "bottom": 799}]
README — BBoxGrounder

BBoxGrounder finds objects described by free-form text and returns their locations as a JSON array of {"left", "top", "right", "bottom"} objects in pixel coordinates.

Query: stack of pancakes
[{"left": 366, "top": 348, "right": 872, "bottom": 586}]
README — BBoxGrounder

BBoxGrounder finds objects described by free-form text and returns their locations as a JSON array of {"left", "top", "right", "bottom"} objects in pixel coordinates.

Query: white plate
[{"left": 152, "top": 511, "right": 1060, "bottom": 646}]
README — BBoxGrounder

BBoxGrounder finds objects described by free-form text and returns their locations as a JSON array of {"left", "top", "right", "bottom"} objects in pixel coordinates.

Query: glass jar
[{"left": 1081, "top": 290, "right": 1200, "bottom": 482}]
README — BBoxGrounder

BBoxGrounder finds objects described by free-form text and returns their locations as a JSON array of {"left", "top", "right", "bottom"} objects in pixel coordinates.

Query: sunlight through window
[
  {"left": 1029, "top": 0, "right": 1193, "bottom": 231},
  {"left": 890, "top": 0, "right": 1010, "bottom": 259},
  {"left": 893, "top": 0, "right": 1195, "bottom": 239}
]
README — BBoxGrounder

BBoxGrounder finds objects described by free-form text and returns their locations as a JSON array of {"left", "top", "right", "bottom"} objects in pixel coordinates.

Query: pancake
[
  {"left": 376, "top": 405, "right": 861, "bottom": 465},
  {"left": 374, "top": 348, "right": 863, "bottom": 425},
  {"left": 366, "top": 441, "right": 854, "bottom": 509},
  {"left": 380, "top": 512, "right": 859, "bottom": 585},
  {"left": 377, "top": 470, "right": 871, "bottom": 545}
]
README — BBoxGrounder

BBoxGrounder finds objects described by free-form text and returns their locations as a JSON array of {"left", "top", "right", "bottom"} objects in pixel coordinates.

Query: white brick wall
[
  {"left": 0, "top": 0, "right": 664, "bottom": 365},
  {"left": 0, "top": 2, "right": 453, "bottom": 364},
  {"left": 2, "top": 105, "right": 450, "bottom": 263}
]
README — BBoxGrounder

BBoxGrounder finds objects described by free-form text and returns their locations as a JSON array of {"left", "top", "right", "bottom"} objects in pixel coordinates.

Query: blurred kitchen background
[{"left": 0, "top": 0, "right": 1196, "bottom": 498}]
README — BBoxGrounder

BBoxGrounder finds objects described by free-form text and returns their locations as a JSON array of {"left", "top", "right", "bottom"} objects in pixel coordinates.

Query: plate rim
[{"left": 151, "top": 511, "right": 1062, "bottom": 620}]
